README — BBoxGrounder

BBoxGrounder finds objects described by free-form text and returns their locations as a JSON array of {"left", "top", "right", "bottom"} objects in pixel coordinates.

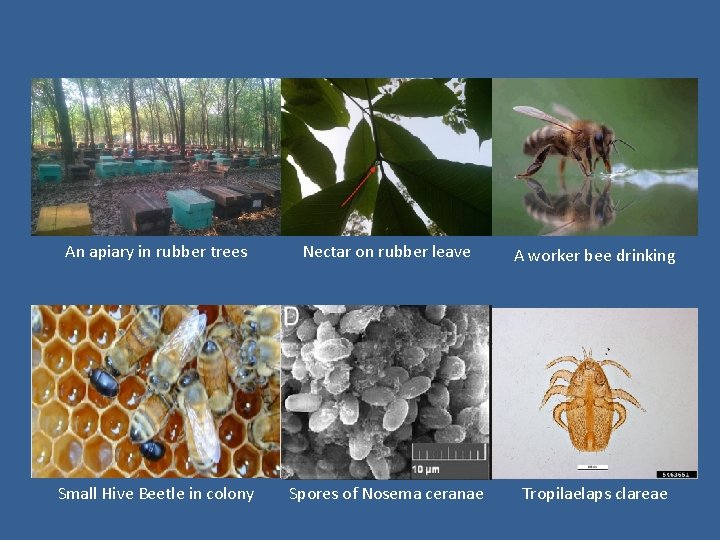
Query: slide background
[{"left": 9, "top": 0, "right": 711, "bottom": 536}]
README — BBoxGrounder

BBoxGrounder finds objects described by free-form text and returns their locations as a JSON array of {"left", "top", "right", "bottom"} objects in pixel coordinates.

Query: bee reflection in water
[{"left": 522, "top": 176, "right": 619, "bottom": 236}]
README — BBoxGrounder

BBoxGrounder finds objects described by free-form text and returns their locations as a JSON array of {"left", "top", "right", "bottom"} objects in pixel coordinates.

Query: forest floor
[{"left": 31, "top": 164, "right": 280, "bottom": 236}]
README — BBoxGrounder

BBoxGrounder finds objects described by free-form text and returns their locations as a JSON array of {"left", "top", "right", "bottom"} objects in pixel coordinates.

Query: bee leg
[
  {"left": 557, "top": 159, "right": 568, "bottom": 192},
  {"left": 572, "top": 149, "right": 591, "bottom": 177},
  {"left": 517, "top": 144, "right": 554, "bottom": 178}
]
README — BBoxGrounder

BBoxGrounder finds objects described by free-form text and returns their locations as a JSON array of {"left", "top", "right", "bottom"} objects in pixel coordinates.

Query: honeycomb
[{"left": 31, "top": 305, "right": 280, "bottom": 479}]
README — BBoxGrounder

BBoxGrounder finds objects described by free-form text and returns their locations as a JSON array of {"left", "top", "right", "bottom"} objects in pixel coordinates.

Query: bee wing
[
  {"left": 551, "top": 103, "right": 579, "bottom": 121},
  {"left": 513, "top": 106, "right": 579, "bottom": 133},
  {"left": 157, "top": 309, "right": 207, "bottom": 361},
  {"left": 186, "top": 403, "right": 221, "bottom": 464}
]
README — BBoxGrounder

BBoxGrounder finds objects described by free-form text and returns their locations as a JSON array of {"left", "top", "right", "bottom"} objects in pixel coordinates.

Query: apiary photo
[{"left": 31, "top": 305, "right": 280, "bottom": 478}]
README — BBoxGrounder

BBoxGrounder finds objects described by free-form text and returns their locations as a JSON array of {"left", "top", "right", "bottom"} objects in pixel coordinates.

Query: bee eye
[{"left": 594, "top": 132, "right": 604, "bottom": 146}]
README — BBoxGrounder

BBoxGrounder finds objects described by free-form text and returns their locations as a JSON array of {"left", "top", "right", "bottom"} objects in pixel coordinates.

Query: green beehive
[
  {"left": 38, "top": 164, "right": 62, "bottom": 183},
  {"left": 135, "top": 160, "right": 155, "bottom": 175},
  {"left": 95, "top": 162, "right": 120, "bottom": 178},
  {"left": 154, "top": 160, "right": 172, "bottom": 173},
  {"left": 166, "top": 189, "right": 215, "bottom": 229}
]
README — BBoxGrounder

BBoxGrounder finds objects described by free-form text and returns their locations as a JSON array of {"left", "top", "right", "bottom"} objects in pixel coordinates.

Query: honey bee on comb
[{"left": 31, "top": 305, "right": 281, "bottom": 478}]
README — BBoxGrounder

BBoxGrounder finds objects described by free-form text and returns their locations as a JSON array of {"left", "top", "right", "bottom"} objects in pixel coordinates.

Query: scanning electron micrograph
[{"left": 281, "top": 305, "right": 489, "bottom": 480}]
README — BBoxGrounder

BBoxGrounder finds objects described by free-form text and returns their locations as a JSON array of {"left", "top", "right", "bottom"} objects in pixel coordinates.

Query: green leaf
[
  {"left": 372, "top": 177, "right": 429, "bottom": 235},
  {"left": 344, "top": 119, "right": 378, "bottom": 218},
  {"left": 331, "top": 78, "right": 390, "bottom": 100},
  {"left": 281, "top": 158, "right": 302, "bottom": 213},
  {"left": 282, "top": 112, "right": 336, "bottom": 189},
  {"left": 374, "top": 116, "right": 435, "bottom": 162},
  {"left": 282, "top": 78, "right": 349, "bottom": 130},
  {"left": 389, "top": 159, "right": 492, "bottom": 235},
  {"left": 280, "top": 179, "right": 360, "bottom": 236},
  {"left": 465, "top": 78, "right": 492, "bottom": 142},
  {"left": 373, "top": 79, "right": 459, "bottom": 117}
]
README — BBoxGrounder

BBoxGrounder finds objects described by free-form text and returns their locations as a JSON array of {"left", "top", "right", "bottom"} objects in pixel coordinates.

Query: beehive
[{"left": 31, "top": 305, "right": 280, "bottom": 479}]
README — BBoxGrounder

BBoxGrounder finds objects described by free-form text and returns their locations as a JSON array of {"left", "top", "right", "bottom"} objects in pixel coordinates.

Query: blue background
[{"left": 7, "top": 0, "right": 710, "bottom": 537}]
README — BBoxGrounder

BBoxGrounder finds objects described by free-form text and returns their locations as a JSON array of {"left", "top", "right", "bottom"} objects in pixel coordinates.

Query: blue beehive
[
  {"left": 215, "top": 157, "right": 232, "bottom": 166},
  {"left": 95, "top": 162, "right": 120, "bottom": 178},
  {"left": 154, "top": 160, "right": 172, "bottom": 173},
  {"left": 166, "top": 189, "right": 215, "bottom": 229},
  {"left": 100, "top": 155, "right": 115, "bottom": 163},
  {"left": 135, "top": 160, "right": 155, "bottom": 175},
  {"left": 38, "top": 163, "right": 62, "bottom": 183},
  {"left": 119, "top": 161, "right": 136, "bottom": 175}
]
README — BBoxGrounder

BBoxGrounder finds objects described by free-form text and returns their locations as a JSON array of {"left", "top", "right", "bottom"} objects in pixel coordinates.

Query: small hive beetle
[{"left": 541, "top": 348, "right": 644, "bottom": 452}]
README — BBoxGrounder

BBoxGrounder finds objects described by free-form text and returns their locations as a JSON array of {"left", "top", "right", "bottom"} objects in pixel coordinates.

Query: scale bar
[{"left": 577, "top": 464, "right": 609, "bottom": 470}]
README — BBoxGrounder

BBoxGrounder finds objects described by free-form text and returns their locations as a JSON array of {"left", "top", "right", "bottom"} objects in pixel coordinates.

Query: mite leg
[
  {"left": 612, "top": 388, "right": 645, "bottom": 411},
  {"left": 546, "top": 356, "right": 579, "bottom": 369},
  {"left": 517, "top": 144, "right": 555, "bottom": 178},
  {"left": 549, "top": 369, "right": 574, "bottom": 386},
  {"left": 611, "top": 402, "right": 627, "bottom": 431},
  {"left": 541, "top": 384, "right": 568, "bottom": 408},
  {"left": 599, "top": 359, "right": 632, "bottom": 378},
  {"left": 552, "top": 402, "right": 569, "bottom": 431}
]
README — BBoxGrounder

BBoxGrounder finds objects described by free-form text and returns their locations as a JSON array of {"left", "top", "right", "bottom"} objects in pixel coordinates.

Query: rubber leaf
[
  {"left": 281, "top": 179, "right": 360, "bottom": 236},
  {"left": 331, "top": 78, "right": 390, "bottom": 100},
  {"left": 282, "top": 78, "right": 350, "bottom": 130},
  {"left": 344, "top": 119, "right": 378, "bottom": 218},
  {"left": 373, "top": 79, "right": 458, "bottom": 117},
  {"left": 371, "top": 177, "right": 429, "bottom": 236},
  {"left": 281, "top": 158, "right": 302, "bottom": 213},
  {"left": 282, "top": 112, "right": 336, "bottom": 189},
  {"left": 389, "top": 159, "right": 492, "bottom": 235},
  {"left": 374, "top": 116, "right": 435, "bottom": 162},
  {"left": 465, "top": 78, "right": 492, "bottom": 142}
]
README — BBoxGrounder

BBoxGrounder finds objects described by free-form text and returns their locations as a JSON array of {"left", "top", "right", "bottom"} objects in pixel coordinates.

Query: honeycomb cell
[
  {"left": 102, "top": 468, "right": 124, "bottom": 478},
  {"left": 118, "top": 376, "right": 146, "bottom": 409},
  {"left": 162, "top": 471, "right": 180, "bottom": 478},
  {"left": 263, "top": 450, "right": 281, "bottom": 478},
  {"left": 40, "top": 401, "right": 69, "bottom": 437},
  {"left": 133, "top": 470, "right": 153, "bottom": 478},
  {"left": 88, "top": 386, "right": 113, "bottom": 409},
  {"left": 32, "top": 432, "right": 53, "bottom": 470},
  {"left": 32, "top": 340, "right": 42, "bottom": 367},
  {"left": 58, "top": 372, "right": 86, "bottom": 406},
  {"left": 44, "top": 339, "right": 72, "bottom": 374},
  {"left": 100, "top": 405, "right": 129, "bottom": 440},
  {"left": 136, "top": 351, "right": 153, "bottom": 380},
  {"left": 88, "top": 314, "right": 117, "bottom": 348},
  {"left": 162, "top": 410, "right": 184, "bottom": 443},
  {"left": 115, "top": 439, "right": 142, "bottom": 473},
  {"left": 43, "top": 467, "right": 65, "bottom": 478},
  {"left": 71, "top": 403, "right": 99, "bottom": 439},
  {"left": 32, "top": 368, "right": 55, "bottom": 405},
  {"left": 69, "top": 466, "right": 93, "bottom": 478},
  {"left": 35, "top": 306, "right": 57, "bottom": 343},
  {"left": 198, "top": 305, "right": 220, "bottom": 326},
  {"left": 50, "top": 305, "right": 68, "bottom": 314},
  {"left": 103, "top": 305, "right": 132, "bottom": 321},
  {"left": 144, "top": 445, "right": 173, "bottom": 475},
  {"left": 219, "top": 415, "right": 246, "bottom": 448},
  {"left": 58, "top": 307, "right": 87, "bottom": 345},
  {"left": 235, "top": 388, "right": 263, "bottom": 420},
  {"left": 212, "top": 447, "right": 231, "bottom": 477},
  {"left": 84, "top": 435, "right": 113, "bottom": 473},
  {"left": 74, "top": 341, "right": 102, "bottom": 373},
  {"left": 174, "top": 442, "right": 195, "bottom": 476},
  {"left": 55, "top": 433, "right": 83, "bottom": 472},
  {"left": 32, "top": 405, "right": 39, "bottom": 432},
  {"left": 233, "top": 443, "right": 260, "bottom": 478},
  {"left": 77, "top": 305, "right": 101, "bottom": 316}
]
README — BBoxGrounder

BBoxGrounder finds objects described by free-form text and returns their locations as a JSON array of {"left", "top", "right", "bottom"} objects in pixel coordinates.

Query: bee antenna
[{"left": 615, "top": 138, "right": 635, "bottom": 151}]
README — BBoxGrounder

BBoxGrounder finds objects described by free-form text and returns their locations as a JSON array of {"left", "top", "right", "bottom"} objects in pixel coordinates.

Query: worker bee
[
  {"left": 523, "top": 176, "right": 617, "bottom": 235},
  {"left": 129, "top": 392, "right": 174, "bottom": 443},
  {"left": 197, "top": 339, "right": 233, "bottom": 416},
  {"left": 242, "top": 306, "right": 281, "bottom": 338},
  {"left": 224, "top": 305, "right": 256, "bottom": 328},
  {"left": 250, "top": 394, "right": 280, "bottom": 451},
  {"left": 514, "top": 105, "right": 633, "bottom": 178},
  {"left": 104, "top": 305, "right": 162, "bottom": 378},
  {"left": 242, "top": 336, "right": 281, "bottom": 377},
  {"left": 148, "top": 309, "right": 206, "bottom": 394},
  {"left": 31, "top": 305, "right": 43, "bottom": 334},
  {"left": 162, "top": 304, "right": 197, "bottom": 335},
  {"left": 177, "top": 369, "right": 221, "bottom": 473}
]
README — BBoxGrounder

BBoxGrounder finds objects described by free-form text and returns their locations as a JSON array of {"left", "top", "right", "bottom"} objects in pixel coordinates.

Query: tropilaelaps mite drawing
[{"left": 541, "top": 348, "right": 644, "bottom": 451}]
